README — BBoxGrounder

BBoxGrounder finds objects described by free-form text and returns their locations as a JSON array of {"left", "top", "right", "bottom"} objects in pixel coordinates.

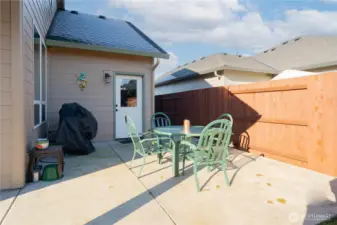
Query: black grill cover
[{"left": 56, "top": 103, "right": 98, "bottom": 154}]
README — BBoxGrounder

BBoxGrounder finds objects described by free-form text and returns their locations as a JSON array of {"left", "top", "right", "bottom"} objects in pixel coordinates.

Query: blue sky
[{"left": 66, "top": 0, "right": 337, "bottom": 76}]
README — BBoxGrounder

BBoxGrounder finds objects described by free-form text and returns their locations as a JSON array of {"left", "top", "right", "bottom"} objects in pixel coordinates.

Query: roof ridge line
[{"left": 249, "top": 57, "right": 279, "bottom": 73}]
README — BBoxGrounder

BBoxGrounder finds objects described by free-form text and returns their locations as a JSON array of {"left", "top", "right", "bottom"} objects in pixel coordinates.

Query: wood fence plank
[{"left": 155, "top": 72, "right": 337, "bottom": 176}]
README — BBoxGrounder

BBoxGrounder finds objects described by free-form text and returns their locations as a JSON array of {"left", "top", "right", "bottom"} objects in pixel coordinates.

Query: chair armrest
[
  {"left": 180, "top": 140, "right": 197, "bottom": 151},
  {"left": 157, "top": 136, "right": 176, "bottom": 150},
  {"left": 140, "top": 138, "right": 159, "bottom": 144},
  {"left": 140, "top": 132, "right": 159, "bottom": 139},
  {"left": 158, "top": 136, "right": 173, "bottom": 141}
]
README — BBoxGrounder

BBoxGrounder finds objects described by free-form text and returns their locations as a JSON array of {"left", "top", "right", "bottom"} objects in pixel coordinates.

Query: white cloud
[
  {"left": 155, "top": 52, "right": 179, "bottom": 77},
  {"left": 271, "top": 10, "right": 337, "bottom": 38},
  {"left": 108, "top": 0, "right": 337, "bottom": 53}
]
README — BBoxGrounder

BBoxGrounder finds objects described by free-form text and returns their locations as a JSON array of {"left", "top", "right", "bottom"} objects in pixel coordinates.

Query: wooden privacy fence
[{"left": 155, "top": 72, "right": 337, "bottom": 177}]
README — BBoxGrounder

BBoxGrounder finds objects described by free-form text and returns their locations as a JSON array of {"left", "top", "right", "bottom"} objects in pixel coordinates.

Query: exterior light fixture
[{"left": 103, "top": 72, "right": 112, "bottom": 83}]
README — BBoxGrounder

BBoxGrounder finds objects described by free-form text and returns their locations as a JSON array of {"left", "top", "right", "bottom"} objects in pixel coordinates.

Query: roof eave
[
  {"left": 155, "top": 73, "right": 200, "bottom": 87},
  {"left": 205, "top": 65, "right": 277, "bottom": 75},
  {"left": 46, "top": 39, "right": 170, "bottom": 59},
  {"left": 295, "top": 60, "right": 337, "bottom": 71},
  {"left": 155, "top": 66, "right": 276, "bottom": 87}
]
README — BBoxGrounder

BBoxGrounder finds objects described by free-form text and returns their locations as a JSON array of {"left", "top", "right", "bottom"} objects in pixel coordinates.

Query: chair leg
[
  {"left": 130, "top": 151, "right": 136, "bottom": 167},
  {"left": 138, "top": 156, "right": 146, "bottom": 177},
  {"left": 157, "top": 153, "right": 162, "bottom": 164},
  {"left": 207, "top": 164, "right": 213, "bottom": 172},
  {"left": 222, "top": 159, "right": 230, "bottom": 186},
  {"left": 182, "top": 150, "right": 186, "bottom": 176},
  {"left": 193, "top": 163, "right": 200, "bottom": 192}
]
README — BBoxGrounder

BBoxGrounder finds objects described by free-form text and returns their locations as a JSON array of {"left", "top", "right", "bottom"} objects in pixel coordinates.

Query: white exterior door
[{"left": 115, "top": 75, "right": 143, "bottom": 139}]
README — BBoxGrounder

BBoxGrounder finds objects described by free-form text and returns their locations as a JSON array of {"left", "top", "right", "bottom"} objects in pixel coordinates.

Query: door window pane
[{"left": 120, "top": 79, "right": 137, "bottom": 107}]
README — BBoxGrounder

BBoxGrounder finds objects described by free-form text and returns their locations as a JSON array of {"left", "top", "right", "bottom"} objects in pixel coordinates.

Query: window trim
[{"left": 33, "top": 24, "right": 48, "bottom": 129}]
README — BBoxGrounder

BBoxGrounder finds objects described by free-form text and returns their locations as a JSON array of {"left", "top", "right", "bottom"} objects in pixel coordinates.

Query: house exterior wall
[
  {"left": 0, "top": 0, "right": 14, "bottom": 190},
  {"left": 23, "top": 0, "right": 57, "bottom": 149},
  {"left": 0, "top": 0, "right": 57, "bottom": 190},
  {"left": 48, "top": 47, "right": 154, "bottom": 141},
  {"left": 155, "top": 70, "right": 271, "bottom": 95}
]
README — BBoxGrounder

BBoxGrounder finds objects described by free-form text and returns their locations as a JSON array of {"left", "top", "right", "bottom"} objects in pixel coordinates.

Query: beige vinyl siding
[
  {"left": 0, "top": 0, "right": 13, "bottom": 190},
  {"left": 24, "top": 0, "right": 55, "bottom": 38},
  {"left": 155, "top": 70, "right": 271, "bottom": 95},
  {"left": 23, "top": 0, "right": 57, "bottom": 149},
  {"left": 0, "top": 0, "right": 56, "bottom": 190},
  {"left": 48, "top": 48, "right": 154, "bottom": 141}
]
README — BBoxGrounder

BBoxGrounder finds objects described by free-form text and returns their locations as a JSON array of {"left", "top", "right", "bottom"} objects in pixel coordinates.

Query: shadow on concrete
[
  {"left": 304, "top": 178, "right": 337, "bottom": 225},
  {"left": 138, "top": 164, "right": 175, "bottom": 179},
  {"left": 200, "top": 149, "right": 259, "bottom": 190},
  {"left": 0, "top": 143, "right": 123, "bottom": 202},
  {"left": 85, "top": 166, "right": 195, "bottom": 225},
  {"left": 86, "top": 142, "right": 257, "bottom": 224}
]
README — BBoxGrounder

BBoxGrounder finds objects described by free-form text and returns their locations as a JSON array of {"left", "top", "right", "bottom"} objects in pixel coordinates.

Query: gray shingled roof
[
  {"left": 253, "top": 36, "right": 337, "bottom": 71},
  {"left": 155, "top": 53, "right": 277, "bottom": 86},
  {"left": 46, "top": 10, "right": 169, "bottom": 59},
  {"left": 156, "top": 35, "right": 337, "bottom": 87}
]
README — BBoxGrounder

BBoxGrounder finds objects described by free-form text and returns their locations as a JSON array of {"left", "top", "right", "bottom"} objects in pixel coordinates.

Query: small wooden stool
[{"left": 28, "top": 146, "right": 64, "bottom": 182}]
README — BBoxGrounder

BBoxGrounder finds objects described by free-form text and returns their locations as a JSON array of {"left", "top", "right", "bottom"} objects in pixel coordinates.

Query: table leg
[
  {"left": 172, "top": 140, "right": 180, "bottom": 177},
  {"left": 28, "top": 153, "right": 35, "bottom": 182},
  {"left": 57, "top": 153, "right": 63, "bottom": 178},
  {"left": 157, "top": 153, "right": 163, "bottom": 164}
]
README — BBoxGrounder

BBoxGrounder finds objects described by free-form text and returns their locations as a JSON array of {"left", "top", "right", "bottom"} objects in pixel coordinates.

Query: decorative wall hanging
[{"left": 77, "top": 72, "right": 88, "bottom": 91}]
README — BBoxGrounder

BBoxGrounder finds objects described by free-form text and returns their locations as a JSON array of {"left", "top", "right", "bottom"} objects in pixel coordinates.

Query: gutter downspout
[
  {"left": 214, "top": 70, "right": 226, "bottom": 86},
  {"left": 214, "top": 70, "right": 223, "bottom": 79},
  {"left": 151, "top": 58, "right": 160, "bottom": 125},
  {"left": 152, "top": 58, "right": 160, "bottom": 71}
]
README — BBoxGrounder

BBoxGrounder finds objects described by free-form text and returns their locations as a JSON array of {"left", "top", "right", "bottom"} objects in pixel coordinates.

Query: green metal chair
[
  {"left": 151, "top": 112, "right": 171, "bottom": 129},
  {"left": 125, "top": 115, "right": 175, "bottom": 177},
  {"left": 218, "top": 113, "right": 233, "bottom": 126},
  {"left": 181, "top": 119, "right": 232, "bottom": 192}
]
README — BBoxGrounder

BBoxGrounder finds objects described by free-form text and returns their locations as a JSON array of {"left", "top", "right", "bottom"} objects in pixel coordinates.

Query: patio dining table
[{"left": 153, "top": 125, "right": 205, "bottom": 177}]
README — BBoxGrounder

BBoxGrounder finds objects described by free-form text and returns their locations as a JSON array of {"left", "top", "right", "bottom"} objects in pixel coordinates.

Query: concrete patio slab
[
  {"left": 0, "top": 189, "right": 20, "bottom": 223},
  {"left": 1, "top": 143, "right": 174, "bottom": 225},
  {"left": 1, "top": 142, "right": 336, "bottom": 225},
  {"left": 110, "top": 142, "right": 337, "bottom": 225}
]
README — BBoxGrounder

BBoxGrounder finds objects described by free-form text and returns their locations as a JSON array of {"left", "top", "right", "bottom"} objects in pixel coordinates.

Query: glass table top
[{"left": 153, "top": 125, "right": 205, "bottom": 137}]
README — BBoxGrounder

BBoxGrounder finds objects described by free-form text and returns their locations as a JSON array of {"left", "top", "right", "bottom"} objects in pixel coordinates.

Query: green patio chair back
[
  {"left": 151, "top": 112, "right": 171, "bottom": 129},
  {"left": 125, "top": 115, "right": 144, "bottom": 155},
  {"left": 198, "top": 119, "right": 232, "bottom": 161},
  {"left": 181, "top": 119, "right": 232, "bottom": 191},
  {"left": 125, "top": 115, "right": 174, "bottom": 177},
  {"left": 218, "top": 113, "right": 233, "bottom": 126}
]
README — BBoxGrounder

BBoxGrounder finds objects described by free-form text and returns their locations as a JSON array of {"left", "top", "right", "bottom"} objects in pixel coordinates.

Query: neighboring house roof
[
  {"left": 253, "top": 36, "right": 337, "bottom": 71},
  {"left": 156, "top": 35, "right": 337, "bottom": 87},
  {"left": 46, "top": 10, "right": 169, "bottom": 59},
  {"left": 155, "top": 53, "right": 277, "bottom": 86}
]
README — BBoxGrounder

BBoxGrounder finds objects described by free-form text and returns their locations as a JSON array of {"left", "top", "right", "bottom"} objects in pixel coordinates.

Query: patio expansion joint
[
  {"left": 0, "top": 188, "right": 22, "bottom": 225},
  {"left": 108, "top": 144, "right": 178, "bottom": 225}
]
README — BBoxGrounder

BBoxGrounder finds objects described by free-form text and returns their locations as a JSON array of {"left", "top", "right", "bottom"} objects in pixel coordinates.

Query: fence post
[{"left": 308, "top": 72, "right": 337, "bottom": 176}]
